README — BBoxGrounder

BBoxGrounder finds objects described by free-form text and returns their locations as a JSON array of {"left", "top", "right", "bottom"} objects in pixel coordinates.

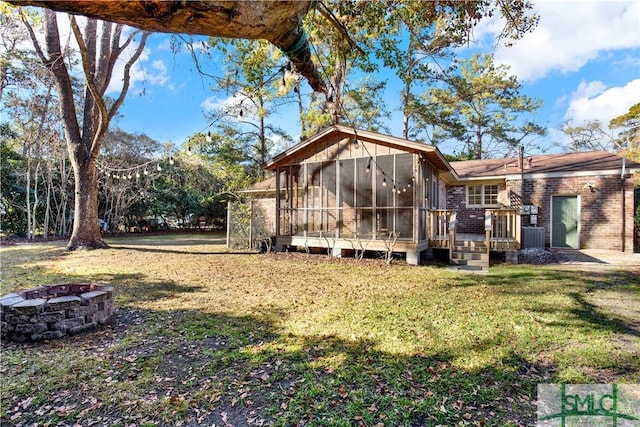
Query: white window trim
[{"left": 466, "top": 184, "right": 500, "bottom": 208}]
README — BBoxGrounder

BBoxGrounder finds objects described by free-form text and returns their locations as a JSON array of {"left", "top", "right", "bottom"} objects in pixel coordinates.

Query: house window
[
  {"left": 467, "top": 185, "right": 482, "bottom": 206},
  {"left": 467, "top": 184, "right": 499, "bottom": 207},
  {"left": 484, "top": 185, "right": 499, "bottom": 206}
]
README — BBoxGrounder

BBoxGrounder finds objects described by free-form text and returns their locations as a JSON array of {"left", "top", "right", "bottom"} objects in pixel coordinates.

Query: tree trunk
[
  {"left": 67, "top": 156, "right": 107, "bottom": 249},
  {"left": 23, "top": 10, "right": 148, "bottom": 250}
]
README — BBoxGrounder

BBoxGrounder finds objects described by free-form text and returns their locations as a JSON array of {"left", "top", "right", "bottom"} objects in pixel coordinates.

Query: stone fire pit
[{"left": 0, "top": 283, "right": 114, "bottom": 342}]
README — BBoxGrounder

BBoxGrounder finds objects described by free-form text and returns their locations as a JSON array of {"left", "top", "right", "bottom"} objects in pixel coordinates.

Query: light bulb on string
[
  {"left": 143, "top": 168, "right": 148, "bottom": 176},
  {"left": 205, "top": 131, "right": 212, "bottom": 143},
  {"left": 128, "top": 173, "right": 132, "bottom": 180},
  {"left": 382, "top": 176, "right": 387, "bottom": 187},
  {"left": 365, "top": 157, "right": 372, "bottom": 174},
  {"left": 157, "top": 164, "right": 162, "bottom": 172},
  {"left": 136, "top": 171, "right": 140, "bottom": 179},
  {"left": 169, "top": 156, "right": 174, "bottom": 166},
  {"left": 187, "top": 145, "right": 193, "bottom": 155},
  {"left": 238, "top": 101, "right": 244, "bottom": 119}
]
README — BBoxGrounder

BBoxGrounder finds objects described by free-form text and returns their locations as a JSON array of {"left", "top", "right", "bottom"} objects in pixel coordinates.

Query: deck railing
[
  {"left": 428, "top": 208, "right": 521, "bottom": 252},
  {"left": 485, "top": 209, "right": 521, "bottom": 251},
  {"left": 427, "top": 209, "right": 456, "bottom": 248}
]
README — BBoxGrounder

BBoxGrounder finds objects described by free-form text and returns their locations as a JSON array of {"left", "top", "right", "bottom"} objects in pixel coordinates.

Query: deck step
[
  {"left": 450, "top": 239, "right": 489, "bottom": 269},
  {"left": 453, "top": 240, "right": 487, "bottom": 249},
  {"left": 453, "top": 245, "right": 486, "bottom": 254},
  {"left": 451, "top": 251, "right": 488, "bottom": 261}
]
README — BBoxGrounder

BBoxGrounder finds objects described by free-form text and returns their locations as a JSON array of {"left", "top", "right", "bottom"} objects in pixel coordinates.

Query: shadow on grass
[
  {"left": 108, "top": 245, "right": 257, "bottom": 256},
  {"left": 0, "top": 262, "right": 205, "bottom": 304},
  {"left": 448, "top": 267, "right": 640, "bottom": 351},
  {"left": 1, "top": 305, "right": 551, "bottom": 427},
  {"left": 567, "top": 291, "right": 640, "bottom": 338}
]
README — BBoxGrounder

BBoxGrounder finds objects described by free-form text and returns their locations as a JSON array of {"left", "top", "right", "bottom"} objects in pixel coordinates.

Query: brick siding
[{"left": 447, "top": 175, "right": 634, "bottom": 251}]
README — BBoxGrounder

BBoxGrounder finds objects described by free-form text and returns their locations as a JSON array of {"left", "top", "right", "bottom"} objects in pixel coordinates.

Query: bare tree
[{"left": 22, "top": 10, "right": 149, "bottom": 249}]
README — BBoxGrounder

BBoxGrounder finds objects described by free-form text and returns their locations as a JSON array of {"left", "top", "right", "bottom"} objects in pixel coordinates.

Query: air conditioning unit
[{"left": 522, "top": 227, "right": 545, "bottom": 249}]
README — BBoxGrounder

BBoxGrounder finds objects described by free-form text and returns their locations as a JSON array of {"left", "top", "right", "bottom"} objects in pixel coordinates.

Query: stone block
[
  {"left": 0, "top": 294, "right": 24, "bottom": 310},
  {"left": 15, "top": 322, "right": 47, "bottom": 334},
  {"left": 12, "top": 298, "right": 46, "bottom": 315},
  {"left": 38, "top": 311, "right": 65, "bottom": 323},
  {"left": 67, "top": 307, "right": 91, "bottom": 318},
  {"left": 46, "top": 295, "right": 82, "bottom": 312},
  {"left": 80, "top": 291, "right": 107, "bottom": 305},
  {"left": 1, "top": 321, "right": 14, "bottom": 332},
  {"left": 58, "top": 317, "right": 85, "bottom": 332}
]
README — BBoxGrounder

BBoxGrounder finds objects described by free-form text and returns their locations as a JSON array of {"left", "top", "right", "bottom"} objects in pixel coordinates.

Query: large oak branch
[{"left": 8, "top": 0, "right": 326, "bottom": 92}]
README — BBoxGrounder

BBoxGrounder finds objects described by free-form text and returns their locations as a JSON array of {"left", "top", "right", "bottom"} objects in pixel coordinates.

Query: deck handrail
[
  {"left": 485, "top": 208, "right": 521, "bottom": 250},
  {"left": 427, "top": 209, "right": 456, "bottom": 248}
]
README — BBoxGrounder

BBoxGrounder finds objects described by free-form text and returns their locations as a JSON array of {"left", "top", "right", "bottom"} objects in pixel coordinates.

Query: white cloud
[
  {"left": 476, "top": 1, "right": 640, "bottom": 81},
  {"left": 564, "top": 78, "right": 640, "bottom": 125},
  {"left": 107, "top": 44, "right": 170, "bottom": 95},
  {"left": 201, "top": 93, "right": 252, "bottom": 115}
]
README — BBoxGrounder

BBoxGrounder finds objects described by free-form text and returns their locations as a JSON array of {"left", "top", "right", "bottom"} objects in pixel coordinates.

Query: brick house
[{"left": 241, "top": 126, "right": 639, "bottom": 267}]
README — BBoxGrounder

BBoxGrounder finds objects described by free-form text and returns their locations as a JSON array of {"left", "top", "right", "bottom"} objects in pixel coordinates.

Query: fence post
[
  {"left": 226, "top": 200, "right": 232, "bottom": 249},
  {"left": 248, "top": 199, "right": 254, "bottom": 250}
]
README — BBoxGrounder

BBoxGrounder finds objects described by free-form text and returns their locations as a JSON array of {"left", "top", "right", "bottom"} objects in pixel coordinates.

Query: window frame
[{"left": 466, "top": 184, "right": 500, "bottom": 207}]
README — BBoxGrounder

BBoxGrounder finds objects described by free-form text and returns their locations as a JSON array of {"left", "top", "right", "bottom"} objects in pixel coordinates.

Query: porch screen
[
  {"left": 375, "top": 154, "right": 414, "bottom": 240},
  {"left": 356, "top": 157, "right": 373, "bottom": 236},
  {"left": 306, "top": 161, "right": 337, "bottom": 237},
  {"left": 339, "top": 159, "right": 356, "bottom": 238},
  {"left": 277, "top": 153, "right": 415, "bottom": 241}
]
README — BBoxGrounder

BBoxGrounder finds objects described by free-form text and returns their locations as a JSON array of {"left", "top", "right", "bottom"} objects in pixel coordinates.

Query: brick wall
[
  {"left": 507, "top": 175, "right": 634, "bottom": 251},
  {"left": 445, "top": 175, "right": 635, "bottom": 251},
  {"left": 446, "top": 185, "right": 487, "bottom": 234}
]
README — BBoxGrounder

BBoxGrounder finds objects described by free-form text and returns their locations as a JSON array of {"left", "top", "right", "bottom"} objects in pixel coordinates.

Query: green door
[{"left": 552, "top": 196, "right": 579, "bottom": 248}]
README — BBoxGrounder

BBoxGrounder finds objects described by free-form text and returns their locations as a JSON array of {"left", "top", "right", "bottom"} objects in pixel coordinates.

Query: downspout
[{"left": 621, "top": 157, "right": 626, "bottom": 252}]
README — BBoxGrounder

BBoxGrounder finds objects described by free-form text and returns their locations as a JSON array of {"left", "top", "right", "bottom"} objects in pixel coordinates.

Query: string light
[{"left": 206, "top": 131, "right": 212, "bottom": 143}]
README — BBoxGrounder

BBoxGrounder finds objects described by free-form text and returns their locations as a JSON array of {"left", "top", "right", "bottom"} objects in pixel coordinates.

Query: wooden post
[
  {"left": 485, "top": 210, "right": 492, "bottom": 252},
  {"left": 249, "top": 199, "right": 254, "bottom": 250},
  {"left": 226, "top": 200, "right": 232, "bottom": 249}
]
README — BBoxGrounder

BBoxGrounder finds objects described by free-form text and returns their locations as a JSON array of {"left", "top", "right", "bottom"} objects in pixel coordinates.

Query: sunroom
[{"left": 263, "top": 125, "right": 451, "bottom": 264}]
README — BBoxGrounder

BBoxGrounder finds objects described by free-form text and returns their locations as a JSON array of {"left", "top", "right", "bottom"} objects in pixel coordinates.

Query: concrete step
[{"left": 450, "top": 258, "right": 489, "bottom": 268}]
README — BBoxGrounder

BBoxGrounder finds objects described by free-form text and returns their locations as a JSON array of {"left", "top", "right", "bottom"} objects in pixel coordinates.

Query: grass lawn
[{"left": 1, "top": 233, "right": 639, "bottom": 426}]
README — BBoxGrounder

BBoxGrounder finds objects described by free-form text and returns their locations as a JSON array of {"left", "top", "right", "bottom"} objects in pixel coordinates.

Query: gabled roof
[
  {"left": 450, "top": 151, "right": 640, "bottom": 181},
  {"left": 263, "top": 125, "right": 453, "bottom": 172}
]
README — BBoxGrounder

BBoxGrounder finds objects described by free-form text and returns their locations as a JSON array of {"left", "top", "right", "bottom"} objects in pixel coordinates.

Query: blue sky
[{"left": 107, "top": 1, "right": 640, "bottom": 157}]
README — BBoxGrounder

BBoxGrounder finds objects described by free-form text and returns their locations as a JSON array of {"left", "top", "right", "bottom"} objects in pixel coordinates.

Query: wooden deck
[{"left": 428, "top": 209, "right": 521, "bottom": 269}]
